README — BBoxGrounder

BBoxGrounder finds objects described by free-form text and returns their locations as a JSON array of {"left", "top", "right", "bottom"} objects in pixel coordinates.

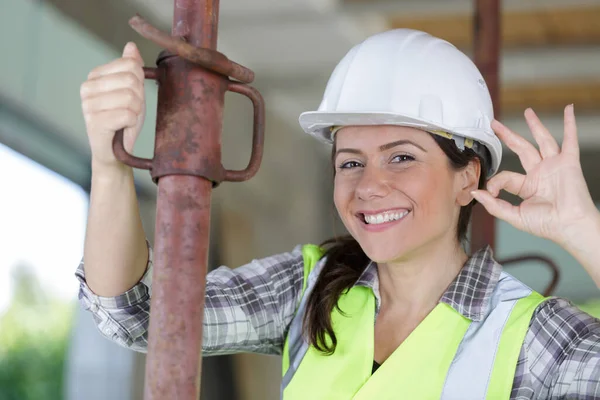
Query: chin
[{"left": 354, "top": 233, "right": 413, "bottom": 264}]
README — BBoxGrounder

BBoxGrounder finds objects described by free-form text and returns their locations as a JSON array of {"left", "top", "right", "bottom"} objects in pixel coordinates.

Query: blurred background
[{"left": 1, "top": 0, "right": 600, "bottom": 399}]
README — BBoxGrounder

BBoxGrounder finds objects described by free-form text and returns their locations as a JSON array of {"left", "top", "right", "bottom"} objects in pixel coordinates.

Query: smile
[{"left": 358, "top": 209, "right": 411, "bottom": 225}]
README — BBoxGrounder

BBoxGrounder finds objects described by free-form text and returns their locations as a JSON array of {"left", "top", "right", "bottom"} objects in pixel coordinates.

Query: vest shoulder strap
[
  {"left": 486, "top": 291, "right": 546, "bottom": 398},
  {"left": 300, "top": 244, "right": 325, "bottom": 296},
  {"left": 282, "top": 244, "right": 325, "bottom": 379}
]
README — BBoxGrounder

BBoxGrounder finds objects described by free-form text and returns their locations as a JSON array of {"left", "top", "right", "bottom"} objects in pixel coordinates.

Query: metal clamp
[{"left": 111, "top": 14, "right": 265, "bottom": 185}]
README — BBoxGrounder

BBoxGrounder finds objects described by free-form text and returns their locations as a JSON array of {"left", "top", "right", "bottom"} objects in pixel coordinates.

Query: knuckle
[
  {"left": 123, "top": 72, "right": 138, "bottom": 87},
  {"left": 80, "top": 80, "right": 95, "bottom": 98},
  {"left": 122, "top": 88, "right": 135, "bottom": 101},
  {"left": 122, "top": 109, "right": 137, "bottom": 124},
  {"left": 80, "top": 82, "right": 88, "bottom": 98},
  {"left": 123, "top": 89, "right": 139, "bottom": 106},
  {"left": 81, "top": 99, "right": 91, "bottom": 114}
]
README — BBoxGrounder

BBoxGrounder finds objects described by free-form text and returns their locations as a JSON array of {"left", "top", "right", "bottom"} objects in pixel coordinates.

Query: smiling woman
[
  {"left": 75, "top": 29, "right": 600, "bottom": 399},
  {"left": 333, "top": 127, "right": 484, "bottom": 255},
  {"left": 303, "top": 126, "right": 487, "bottom": 357}
]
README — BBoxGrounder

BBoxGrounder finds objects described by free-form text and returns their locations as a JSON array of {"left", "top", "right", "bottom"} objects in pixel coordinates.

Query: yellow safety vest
[{"left": 281, "top": 245, "right": 546, "bottom": 399}]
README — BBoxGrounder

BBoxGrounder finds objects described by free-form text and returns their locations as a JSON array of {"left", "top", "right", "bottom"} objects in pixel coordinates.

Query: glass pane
[{"left": 0, "top": 143, "right": 88, "bottom": 400}]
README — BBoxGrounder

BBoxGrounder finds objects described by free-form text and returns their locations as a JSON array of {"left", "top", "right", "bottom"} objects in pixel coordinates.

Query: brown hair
[{"left": 302, "top": 133, "right": 489, "bottom": 354}]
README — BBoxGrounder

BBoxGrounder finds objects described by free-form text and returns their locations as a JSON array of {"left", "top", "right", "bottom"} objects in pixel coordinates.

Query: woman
[{"left": 77, "top": 30, "right": 600, "bottom": 398}]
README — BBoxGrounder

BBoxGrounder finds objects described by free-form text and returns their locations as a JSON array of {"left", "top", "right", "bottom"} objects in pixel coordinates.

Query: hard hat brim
[{"left": 298, "top": 111, "right": 501, "bottom": 177}]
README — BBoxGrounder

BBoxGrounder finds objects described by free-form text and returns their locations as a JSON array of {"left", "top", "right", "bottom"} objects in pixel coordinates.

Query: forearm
[
  {"left": 84, "top": 163, "right": 149, "bottom": 296},
  {"left": 562, "top": 210, "right": 600, "bottom": 289}
]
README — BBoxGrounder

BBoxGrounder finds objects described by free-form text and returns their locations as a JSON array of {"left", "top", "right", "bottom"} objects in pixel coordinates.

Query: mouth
[{"left": 356, "top": 208, "right": 411, "bottom": 227}]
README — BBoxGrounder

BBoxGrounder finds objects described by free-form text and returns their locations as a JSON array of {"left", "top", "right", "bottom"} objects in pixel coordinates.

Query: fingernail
[{"left": 471, "top": 191, "right": 485, "bottom": 202}]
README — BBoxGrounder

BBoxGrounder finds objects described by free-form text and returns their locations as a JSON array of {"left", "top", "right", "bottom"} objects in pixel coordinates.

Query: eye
[
  {"left": 391, "top": 154, "right": 415, "bottom": 163},
  {"left": 338, "top": 160, "right": 364, "bottom": 169}
]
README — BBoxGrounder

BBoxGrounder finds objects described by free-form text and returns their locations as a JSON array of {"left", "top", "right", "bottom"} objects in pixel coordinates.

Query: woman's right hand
[{"left": 80, "top": 42, "right": 146, "bottom": 171}]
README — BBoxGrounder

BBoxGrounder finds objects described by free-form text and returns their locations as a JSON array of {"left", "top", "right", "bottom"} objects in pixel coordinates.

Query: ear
[{"left": 456, "top": 159, "right": 481, "bottom": 206}]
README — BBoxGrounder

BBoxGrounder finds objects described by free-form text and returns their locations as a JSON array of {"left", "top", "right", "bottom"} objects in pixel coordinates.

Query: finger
[
  {"left": 562, "top": 104, "right": 580, "bottom": 159},
  {"left": 471, "top": 190, "right": 523, "bottom": 230},
  {"left": 88, "top": 57, "right": 144, "bottom": 82},
  {"left": 524, "top": 108, "right": 560, "bottom": 159},
  {"left": 122, "top": 42, "right": 143, "bottom": 63},
  {"left": 82, "top": 88, "right": 143, "bottom": 115},
  {"left": 80, "top": 72, "right": 144, "bottom": 100},
  {"left": 491, "top": 119, "right": 542, "bottom": 173},
  {"left": 486, "top": 171, "right": 527, "bottom": 198},
  {"left": 86, "top": 109, "right": 138, "bottom": 133}
]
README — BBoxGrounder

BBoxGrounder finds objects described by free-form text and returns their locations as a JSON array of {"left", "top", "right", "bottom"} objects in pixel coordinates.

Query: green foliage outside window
[{"left": 0, "top": 265, "right": 74, "bottom": 400}]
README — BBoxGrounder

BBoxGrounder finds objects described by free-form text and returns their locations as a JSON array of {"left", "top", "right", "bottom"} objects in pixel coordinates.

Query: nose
[{"left": 355, "top": 164, "right": 390, "bottom": 201}]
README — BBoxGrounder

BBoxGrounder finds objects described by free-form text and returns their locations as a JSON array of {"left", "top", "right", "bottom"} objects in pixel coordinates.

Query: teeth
[{"left": 364, "top": 210, "right": 409, "bottom": 225}]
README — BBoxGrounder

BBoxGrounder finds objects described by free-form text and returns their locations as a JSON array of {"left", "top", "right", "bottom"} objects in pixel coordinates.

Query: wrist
[
  {"left": 560, "top": 209, "right": 600, "bottom": 259},
  {"left": 91, "top": 160, "right": 134, "bottom": 185}
]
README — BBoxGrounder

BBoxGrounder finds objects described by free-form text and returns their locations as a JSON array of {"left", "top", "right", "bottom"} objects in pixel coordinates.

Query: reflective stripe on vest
[{"left": 281, "top": 245, "right": 546, "bottom": 400}]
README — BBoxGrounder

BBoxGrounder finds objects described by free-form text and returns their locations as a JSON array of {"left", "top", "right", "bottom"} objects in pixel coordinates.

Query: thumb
[
  {"left": 471, "top": 190, "right": 523, "bottom": 230},
  {"left": 122, "top": 42, "right": 142, "bottom": 62}
]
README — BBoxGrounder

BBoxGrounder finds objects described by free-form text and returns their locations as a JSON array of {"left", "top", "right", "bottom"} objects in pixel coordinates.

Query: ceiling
[
  {"left": 45, "top": 0, "right": 600, "bottom": 162},
  {"left": 136, "top": 0, "right": 600, "bottom": 138}
]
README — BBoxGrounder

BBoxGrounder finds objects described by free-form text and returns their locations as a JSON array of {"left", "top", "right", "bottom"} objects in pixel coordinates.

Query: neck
[{"left": 376, "top": 237, "right": 468, "bottom": 317}]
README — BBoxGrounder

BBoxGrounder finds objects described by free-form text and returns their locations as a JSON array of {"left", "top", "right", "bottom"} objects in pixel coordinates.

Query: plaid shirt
[{"left": 76, "top": 245, "right": 600, "bottom": 399}]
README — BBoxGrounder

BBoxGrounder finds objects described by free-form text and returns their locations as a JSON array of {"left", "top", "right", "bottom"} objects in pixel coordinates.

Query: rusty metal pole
[
  {"left": 471, "top": 0, "right": 501, "bottom": 251},
  {"left": 111, "top": 1, "right": 266, "bottom": 398},
  {"left": 470, "top": 0, "right": 563, "bottom": 294}
]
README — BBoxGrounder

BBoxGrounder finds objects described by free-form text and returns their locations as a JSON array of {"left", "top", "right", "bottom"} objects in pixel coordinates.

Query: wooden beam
[
  {"left": 502, "top": 81, "right": 600, "bottom": 115},
  {"left": 388, "top": 6, "right": 600, "bottom": 49}
]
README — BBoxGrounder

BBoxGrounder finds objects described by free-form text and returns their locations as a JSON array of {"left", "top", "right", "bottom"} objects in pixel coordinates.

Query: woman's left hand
[{"left": 471, "top": 105, "right": 599, "bottom": 249}]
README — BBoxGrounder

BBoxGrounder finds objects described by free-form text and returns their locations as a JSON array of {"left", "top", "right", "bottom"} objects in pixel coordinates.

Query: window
[{"left": 0, "top": 143, "right": 88, "bottom": 400}]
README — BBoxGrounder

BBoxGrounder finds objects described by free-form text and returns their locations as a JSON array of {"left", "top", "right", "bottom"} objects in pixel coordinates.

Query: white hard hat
[{"left": 299, "top": 29, "right": 502, "bottom": 177}]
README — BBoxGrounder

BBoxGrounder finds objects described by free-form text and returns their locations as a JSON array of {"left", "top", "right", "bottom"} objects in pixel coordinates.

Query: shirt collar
[{"left": 354, "top": 246, "right": 501, "bottom": 322}]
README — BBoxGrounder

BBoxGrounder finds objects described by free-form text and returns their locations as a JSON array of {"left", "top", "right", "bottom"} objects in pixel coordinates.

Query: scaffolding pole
[
  {"left": 471, "top": 0, "right": 501, "bottom": 251},
  {"left": 112, "top": 1, "right": 265, "bottom": 398}
]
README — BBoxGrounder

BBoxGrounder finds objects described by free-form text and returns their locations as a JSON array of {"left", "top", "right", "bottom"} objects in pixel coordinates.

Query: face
[{"left": 333, "top": 126, "right": 479, "bottom": 263}]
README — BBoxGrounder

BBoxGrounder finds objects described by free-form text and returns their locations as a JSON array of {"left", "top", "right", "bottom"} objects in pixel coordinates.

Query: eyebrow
[{"left": 335, "top": 139, "right": 427, "bottom": 157}]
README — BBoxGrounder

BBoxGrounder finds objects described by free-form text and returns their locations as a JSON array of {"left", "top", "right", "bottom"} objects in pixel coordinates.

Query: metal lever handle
[
  {"left": 112, "top": 67, "right": 158, "bottom": 170},
  {"left": 129, "top": 14, "right": 254, "bottom": 84},
  {"left": 223, "top": 82, "right": 266, "bottom": 182}
]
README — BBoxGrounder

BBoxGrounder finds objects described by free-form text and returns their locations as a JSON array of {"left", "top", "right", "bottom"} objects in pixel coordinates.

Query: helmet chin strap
[
  {"left": 427, "top": 130, "right": 472, "bottom": 151},
  {"left": 428, "top": 130, "right": 491, "bottom": 174}
]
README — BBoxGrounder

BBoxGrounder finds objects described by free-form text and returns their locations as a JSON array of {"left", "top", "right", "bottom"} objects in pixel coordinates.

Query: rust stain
[
  {"left": 470, "top": 0, "right": 499, "bottom": 251},
  {"left": 112, "top": 2, "right": 265, "bottom": 398},
  {"left": 129, "top": 14, "right": 255, "bottom": 83}
]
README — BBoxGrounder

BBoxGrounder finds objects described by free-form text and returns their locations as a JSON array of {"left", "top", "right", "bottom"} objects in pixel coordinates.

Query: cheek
[
  {"left": 333, "top": 178, "right": 351, "bottom": 211},
  {"left": 411, "top": 169, "right": 457, "bottom": 216},
  {"left": 333, "top": 177, "right": 360, "bottom": 227}
]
